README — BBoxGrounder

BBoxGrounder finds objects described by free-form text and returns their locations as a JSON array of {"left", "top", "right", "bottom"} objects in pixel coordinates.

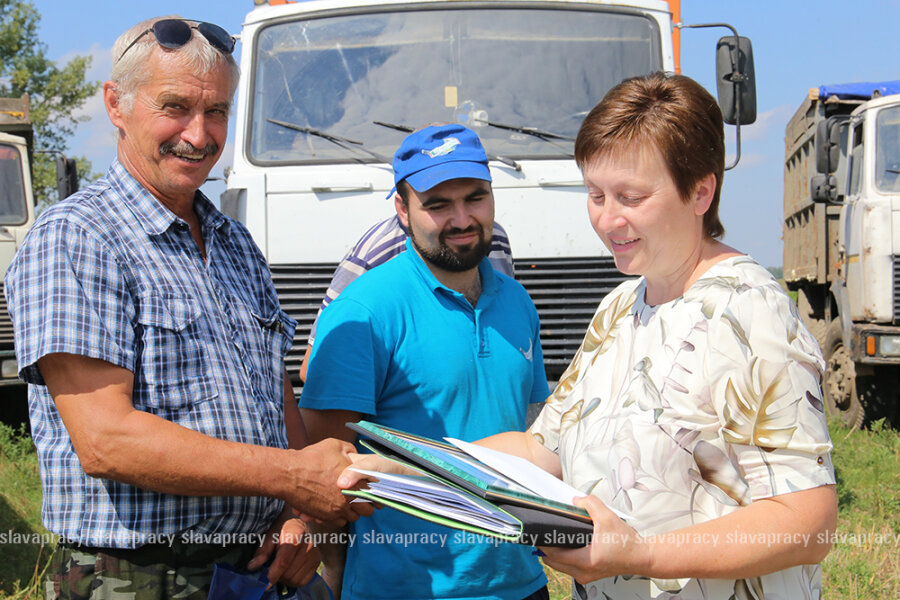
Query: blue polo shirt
[{"left": 302, "top": 238, "right": 548, "bottom": 600}]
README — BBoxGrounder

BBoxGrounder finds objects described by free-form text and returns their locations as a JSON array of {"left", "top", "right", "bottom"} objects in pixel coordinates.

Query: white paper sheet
[
  {"left": 349, "top": 467, "right": 520, "bottom": 535},
  {"left": 444, "top": 438, "right": 628, "bottom": 520}
]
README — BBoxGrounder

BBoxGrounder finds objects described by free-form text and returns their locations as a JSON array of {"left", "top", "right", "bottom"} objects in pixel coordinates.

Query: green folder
[{"left": 342, "top": 421, "right": 594, "bottom": 548}]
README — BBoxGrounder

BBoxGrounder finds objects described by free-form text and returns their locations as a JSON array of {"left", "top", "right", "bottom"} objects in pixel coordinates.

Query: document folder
[{"left": 342, "top": 421, "right": 596, "bottom": 548}]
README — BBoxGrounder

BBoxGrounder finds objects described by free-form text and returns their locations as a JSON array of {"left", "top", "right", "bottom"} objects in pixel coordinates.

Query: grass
[
  {"left": 0, "top": 419, "right": 897, "bottom": 599},
  {"left": 0, "top": 423, "right": 55, "bottom": 598},
  {"left": 821, "top": 418, "right": 900, "bottom": 598}
]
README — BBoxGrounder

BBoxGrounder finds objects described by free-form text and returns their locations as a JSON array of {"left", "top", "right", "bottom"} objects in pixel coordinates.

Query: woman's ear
[{"left": 693, "top": 173, "right": 716, "bottom": 216}]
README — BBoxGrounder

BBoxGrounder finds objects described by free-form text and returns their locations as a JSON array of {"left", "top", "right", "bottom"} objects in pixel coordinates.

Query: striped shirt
[
  {"left": 4, "top": 160, "right": 296, "bottom": 548},
  {"left": 308, "top": 214, "right": 514, "bottom": 344}
]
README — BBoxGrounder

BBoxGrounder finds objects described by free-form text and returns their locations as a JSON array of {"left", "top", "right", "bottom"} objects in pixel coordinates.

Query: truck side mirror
[
  {"left": 815, "top": 117, "right": 844, "bottom": 174},
  {"left": 810, "top": 173, "right": 839, "bottom": 203},
  {"left": 55, "top": 156, "right": 78, "bottom": 202},
  {"left": 715, "top": 35, "right": 756, "bottom": 125}
]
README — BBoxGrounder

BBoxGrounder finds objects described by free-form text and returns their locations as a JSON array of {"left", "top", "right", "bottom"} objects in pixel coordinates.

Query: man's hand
[
  {"left": 248, "top": 511, "right": 321, "bottom": 586},
  {"left": 284, "top": 439, "right": 374, "bottom": 524}
]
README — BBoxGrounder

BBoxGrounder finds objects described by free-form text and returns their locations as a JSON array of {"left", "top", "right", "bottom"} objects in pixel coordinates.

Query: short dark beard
[{"left": 409, "top": 222, "right": 491, "bottom": 273}]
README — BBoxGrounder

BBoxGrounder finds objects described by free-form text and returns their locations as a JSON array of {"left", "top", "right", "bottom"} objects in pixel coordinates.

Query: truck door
[{"left": 843, "top": 119, "right": 866, "bottom": 320}]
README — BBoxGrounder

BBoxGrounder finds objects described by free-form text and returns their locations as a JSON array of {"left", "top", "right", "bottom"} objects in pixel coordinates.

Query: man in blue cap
[{"left": 300, "top": 124, "right": 551, "bottom": 600}]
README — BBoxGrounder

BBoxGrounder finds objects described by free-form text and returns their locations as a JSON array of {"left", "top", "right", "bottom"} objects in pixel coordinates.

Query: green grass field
[
  {"left": 1, "top": 419, "right": 898, "bottom": 599},
  {"left": 0, "top": 423, "right": 53, "bottom": 598}
]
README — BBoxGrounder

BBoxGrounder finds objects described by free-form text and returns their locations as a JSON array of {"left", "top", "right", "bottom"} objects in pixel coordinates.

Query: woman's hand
[
  {"left": 539, "top": 495, "right": 649, "bottom": 584},
  {"left": 336, "top": 452, "right": 418, "bottom": 489}
]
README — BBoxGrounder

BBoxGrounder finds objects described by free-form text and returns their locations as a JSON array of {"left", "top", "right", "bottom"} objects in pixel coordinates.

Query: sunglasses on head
[{"left": 117, "top": 19, "right": 235, "bottom": 63}]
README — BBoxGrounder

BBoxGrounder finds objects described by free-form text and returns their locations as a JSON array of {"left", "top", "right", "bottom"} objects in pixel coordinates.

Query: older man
[
  {"left": 301, "top": 124, "right": 550, "bottom": 600},
  {"left": 4, "top": 16, "right": 367, "bottom": 596}
]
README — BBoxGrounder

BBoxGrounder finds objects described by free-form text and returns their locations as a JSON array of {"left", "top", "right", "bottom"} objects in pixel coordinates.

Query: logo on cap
[{"left": 423, "top": 137, "right": 461, "bottom": 159}]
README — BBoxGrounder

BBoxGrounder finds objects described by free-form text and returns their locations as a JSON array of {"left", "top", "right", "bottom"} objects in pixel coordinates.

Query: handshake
[{"left": 279, "top": 438, "right": 378, "bottom": 525}]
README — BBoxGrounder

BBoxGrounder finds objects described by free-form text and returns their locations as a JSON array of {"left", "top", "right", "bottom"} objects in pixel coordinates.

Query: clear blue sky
[{"left": 33, "top": 0, "right": 900, "bottom": 268}]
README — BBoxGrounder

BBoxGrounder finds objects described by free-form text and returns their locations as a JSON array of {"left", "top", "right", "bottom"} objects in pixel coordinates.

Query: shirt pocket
[
  {"left": 248, "top": 304, "right": 294, "bottom": 395},
  {"left": 133, "top": 291, "right": 218, "bottom": 411}
]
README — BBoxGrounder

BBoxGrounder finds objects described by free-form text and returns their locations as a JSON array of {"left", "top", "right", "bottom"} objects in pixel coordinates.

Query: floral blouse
[{"left": 530, "top": 256, "right": 835, "bottom": 600}]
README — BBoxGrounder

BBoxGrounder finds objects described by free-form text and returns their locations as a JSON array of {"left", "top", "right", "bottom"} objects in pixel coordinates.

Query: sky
[{"left": 31, "top": 0, "right": 900, "bottom": 268}]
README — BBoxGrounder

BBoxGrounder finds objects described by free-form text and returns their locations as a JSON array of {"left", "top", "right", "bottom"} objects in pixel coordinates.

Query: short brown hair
[
  {"left": 575, "top": 72, "right": 725, "bottom": 239},
  {"left": 396, "top": 179, "right": 411, "bottom": 206}
]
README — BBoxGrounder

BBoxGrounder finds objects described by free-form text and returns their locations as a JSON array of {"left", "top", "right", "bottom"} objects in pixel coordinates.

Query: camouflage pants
[{"left": 44, "top": 542, "right": 258, "bottom": 600}]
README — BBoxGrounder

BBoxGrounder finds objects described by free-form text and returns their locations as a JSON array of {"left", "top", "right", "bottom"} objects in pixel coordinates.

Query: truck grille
[
  {"left": 0, "top": 284, "right": 15, "bottom": 356},
  {"left": 269, "top": 264, "right": 337, "bottom": 388},
  {"left": 271, "top": 257, "right": 629, "bottom": 391},
  {"left": 514, "top": 257, "right": 630, "bottom": 380}
]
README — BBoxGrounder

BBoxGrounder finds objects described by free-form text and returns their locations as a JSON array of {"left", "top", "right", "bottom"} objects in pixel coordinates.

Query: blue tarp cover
[{"left": 819, "top": 81, "right": 900, "bottom": 100}]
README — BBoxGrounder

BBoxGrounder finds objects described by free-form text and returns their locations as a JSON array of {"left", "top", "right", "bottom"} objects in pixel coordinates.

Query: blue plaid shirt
[{"left": 4, "top": 160, "right": 296, "bottom": 548}]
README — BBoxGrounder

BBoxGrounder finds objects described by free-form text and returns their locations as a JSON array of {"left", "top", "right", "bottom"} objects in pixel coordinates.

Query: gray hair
[{"left": 110, "top": 15, "right": 240, "bottom": 112}]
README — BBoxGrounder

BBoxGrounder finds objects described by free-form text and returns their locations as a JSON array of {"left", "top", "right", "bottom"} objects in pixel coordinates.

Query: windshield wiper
[
  {"left": 481, "top": 121, "right": 574, "bottom": 158},
  {"left": 372, "top": 121, "right": 522, "bottom": 172},
  {"left": 267, "top": 118, "right": 392, "bottom": 164},
  {"left": 483, "top": 121, "right": 575, "bottom": 142},
  {"left": 373, "top": 120, "right": 414, "bottom": 133}
]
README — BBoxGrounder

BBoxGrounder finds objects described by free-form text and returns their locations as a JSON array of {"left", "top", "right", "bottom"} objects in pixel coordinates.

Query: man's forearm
[
  {"left": 75, "top": 406, "right": 347, "bottom": 513},
  {"left": 312, "top": 521, "right": 349, "bottom": 597},
  {"left": 283, "top": 371, "right": 309, "bottom": 449},
  {"left": 41, "top": 352, "right": 367, "bottom": 522}
]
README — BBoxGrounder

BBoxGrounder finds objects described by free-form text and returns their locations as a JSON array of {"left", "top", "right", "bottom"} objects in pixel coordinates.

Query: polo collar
[{"left": 402, "top": 237, "right": 500, "bottom": 306}]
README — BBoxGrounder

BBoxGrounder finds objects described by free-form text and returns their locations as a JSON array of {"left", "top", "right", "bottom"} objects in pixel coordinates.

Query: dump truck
[
  {"left": 0, "top": 96, "right": 38, "bottom": 403},
  {"left": 223, "top": 0, "right": 756, "bottom": 389},
  {"left": 783, "top": 81, "right": 900, "bottom": 428}
]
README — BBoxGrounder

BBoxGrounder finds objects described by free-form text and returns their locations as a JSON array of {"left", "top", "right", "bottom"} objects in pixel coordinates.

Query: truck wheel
[{"left": 823, "top": 318, "right": 864, "bottom": 429}]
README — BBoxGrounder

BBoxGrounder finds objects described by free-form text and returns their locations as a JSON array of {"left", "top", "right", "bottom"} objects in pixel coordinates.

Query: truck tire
[
  {"left": 822, "top": 318, "right": 864, "bottom": 429},
  {"left": 796, "top": 288, "right": 827, "bottom": 350}
]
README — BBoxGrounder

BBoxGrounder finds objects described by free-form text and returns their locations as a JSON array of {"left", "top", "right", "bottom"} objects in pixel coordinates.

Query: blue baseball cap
[{"left": 389, "top": 124, "right": 491, "bottom": 197}]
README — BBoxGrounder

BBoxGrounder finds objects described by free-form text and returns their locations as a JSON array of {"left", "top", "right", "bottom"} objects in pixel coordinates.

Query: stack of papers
[
  {"left": 343, "top": 421, "right": 606, "bottom": 547},
  {"left": 351, "top": 468, "right": 521, "bottom": 537}
]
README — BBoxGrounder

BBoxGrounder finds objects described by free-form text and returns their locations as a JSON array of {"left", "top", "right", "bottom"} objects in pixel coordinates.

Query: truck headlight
[
  {"left": 877, "top": 335, "right": 900, "bottom": 357},
  {"left": 1, "top": 359, "right": 18, "bottom": 379}
]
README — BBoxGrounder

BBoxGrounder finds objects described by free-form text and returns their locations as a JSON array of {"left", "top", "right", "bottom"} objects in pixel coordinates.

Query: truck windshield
[
  {"left": 0, "top": 143, "right": 28, "bottom": 225},
  {"left": 876, "top": 105, "right": 900, "bottom": 193},
  {"left": 248, "top": 7, "right": 661, "bottom": 164}
]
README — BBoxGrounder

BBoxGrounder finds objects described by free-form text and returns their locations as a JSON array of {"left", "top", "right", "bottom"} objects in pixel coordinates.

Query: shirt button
[{"left": 817, "top": 456, "right": 824, "bottom": 465}]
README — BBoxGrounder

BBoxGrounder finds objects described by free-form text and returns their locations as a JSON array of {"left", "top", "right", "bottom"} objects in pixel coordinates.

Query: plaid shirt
[
  {"left": 308, "top": 215, "right": 515, "bottom": 344},
  {"left": 4, "top": 160, "right": 296, "bottom": 548}
]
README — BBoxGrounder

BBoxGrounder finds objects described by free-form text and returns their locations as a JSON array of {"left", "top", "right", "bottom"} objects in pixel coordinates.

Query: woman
[{"left": 341, "top": 73, "right": 837, "bottom": 599}]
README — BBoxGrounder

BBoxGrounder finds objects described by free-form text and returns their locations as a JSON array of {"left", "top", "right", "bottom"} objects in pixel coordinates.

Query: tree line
[{"left": 1, "top": 0, "right": 99, "bottom": 205}]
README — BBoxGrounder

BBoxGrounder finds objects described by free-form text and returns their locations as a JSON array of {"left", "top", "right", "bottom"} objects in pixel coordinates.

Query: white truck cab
[
  {"left": 0, "top": 99, "right": 37, "bottom": 390},
  {"left": 224, "top": 0, "right": 755, "bottom": 385}
]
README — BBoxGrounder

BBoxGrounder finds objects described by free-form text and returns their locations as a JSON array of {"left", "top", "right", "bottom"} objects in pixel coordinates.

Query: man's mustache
[
  {"left": 442, "top": 226, "right": 481, "bottom": 238},
  {"left": 159, "top": 141, "right": 219, "bottom": 157}
]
